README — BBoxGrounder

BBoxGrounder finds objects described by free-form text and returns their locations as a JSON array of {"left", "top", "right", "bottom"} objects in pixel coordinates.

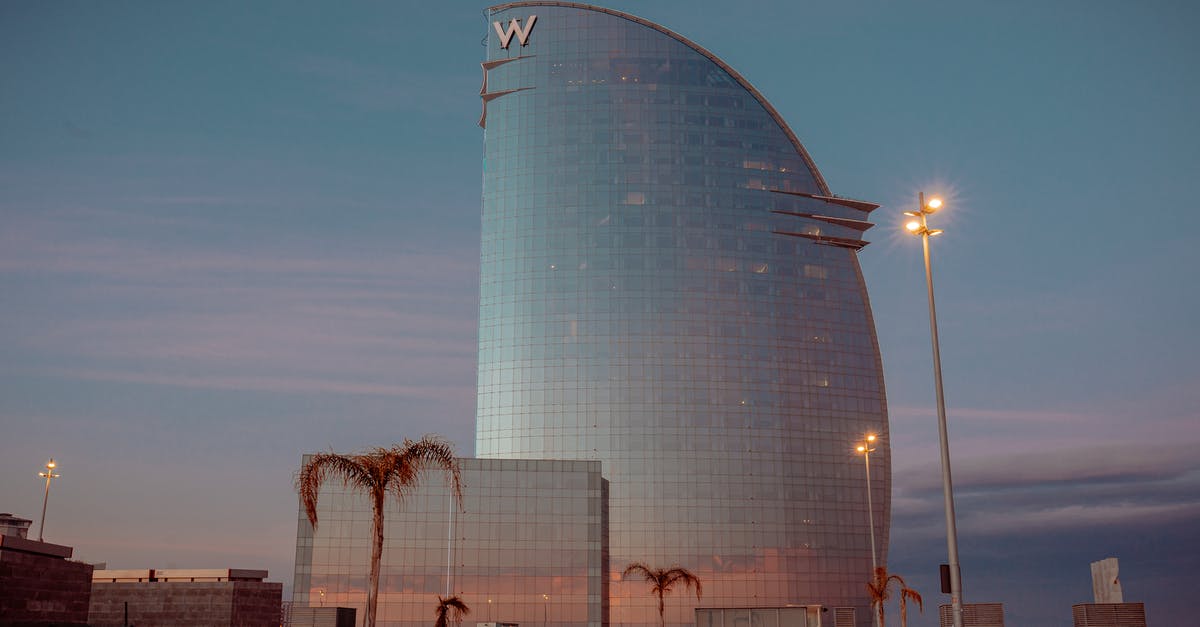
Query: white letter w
[{"left": 493, "top": 15, "right": 537, "bottom": 49}]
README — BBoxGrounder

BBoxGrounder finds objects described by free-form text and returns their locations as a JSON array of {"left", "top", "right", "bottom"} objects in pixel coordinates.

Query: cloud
[
  {"left": 964, "top": 501, "right": 1200, "bottom": 536},
  {"left": 905, "top": 442, "right": 1200, "bottom": 493},
  {"left": 1, "top": 206, "right": 480, "bottom": 398},
  {"left": 891, "top": 440, "right": 1200, "bottom": 542},
  {"left": 29, "top": 367, "right": 474, "bottom": 399},
  {"left": 889, "top": 404, "right": 1094, "bottom": 425}
]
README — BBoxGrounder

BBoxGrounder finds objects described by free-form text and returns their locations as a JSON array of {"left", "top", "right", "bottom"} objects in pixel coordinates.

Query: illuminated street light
[
  {"left": 37, "top": 458, "right": 60, "bottom": 542},
  {"left": 856, "top": 434, "right": 881, "bottom": 627},
  {"left": 905, "top": 193, "right": 964, "bottom": 627},
  {"left": 855, "top": 435, "right": 879, "bottom": 576}
]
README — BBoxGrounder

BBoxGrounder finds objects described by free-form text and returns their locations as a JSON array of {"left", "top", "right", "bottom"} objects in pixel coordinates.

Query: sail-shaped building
[{"left": 477, "top": 3, "right": 890, "bottom": 626}]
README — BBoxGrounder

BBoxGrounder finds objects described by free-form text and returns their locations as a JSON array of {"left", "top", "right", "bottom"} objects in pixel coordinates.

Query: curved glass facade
[{"left": 478, "top": 4, "right": 890, "bottom": 627}]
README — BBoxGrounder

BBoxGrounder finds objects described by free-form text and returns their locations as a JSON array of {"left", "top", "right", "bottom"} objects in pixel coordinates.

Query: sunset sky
[{"left": 2, "top": 2, "right": 1197, "bottom": 626}]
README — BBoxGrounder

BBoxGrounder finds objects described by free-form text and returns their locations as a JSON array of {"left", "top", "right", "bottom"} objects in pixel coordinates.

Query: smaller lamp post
[
  {"left": 856, "top": 435, "right": 879, "bottom": 573},
  {"left": 37, "top": 458, "right": 60, "bottom": 542}
]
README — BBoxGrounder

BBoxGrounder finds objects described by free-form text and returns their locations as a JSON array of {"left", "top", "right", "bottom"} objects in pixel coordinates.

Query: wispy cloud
[
  {"left": 1, "top": 206, "right": 480, "bottom": 398},
  {"left": 890, "top": 404, "right": 1095, "bottom": 425},
  {"left": 892, "top": 440, "right": 1200, "bottom": 540},
  {"left": 903, "top": 442, "right": 1199, "bottom": 493},
  {"left": 28, "top": 367, "right": 474, "bottom": 399}
]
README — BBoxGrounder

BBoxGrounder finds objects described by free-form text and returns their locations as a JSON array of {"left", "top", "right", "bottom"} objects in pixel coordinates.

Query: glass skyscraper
[{"left": 478, "top": 4, "right": 890, "bottom": 627}]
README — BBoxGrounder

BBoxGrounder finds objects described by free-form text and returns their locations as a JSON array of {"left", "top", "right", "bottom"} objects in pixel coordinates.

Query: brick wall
[
  {"left": 89, "top": 581, "right": 282, "bottom": 627},
  {"left": 0, "top": 545, "right": 93, "bottom": 627}
]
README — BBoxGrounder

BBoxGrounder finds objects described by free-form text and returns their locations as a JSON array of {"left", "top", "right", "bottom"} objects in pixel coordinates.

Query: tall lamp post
[
  {"left": 37, "top": 458, "right": 61, "bottom": 541},
  {"left": 905, "top": 194, "right": 964, "bottom": 627}
]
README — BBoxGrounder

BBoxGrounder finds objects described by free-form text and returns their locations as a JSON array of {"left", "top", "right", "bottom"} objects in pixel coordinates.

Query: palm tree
[
  {"left": 622, "top": 562, "right": 702, "bottom": 627},
  {"left": 434, "top": 595, "right": 470, "bottom": 627},
  {"left": 867, "top": 566, "right": 923, "bottom": 627},
  {"left": 298, "top": 437, "right": 463, "bottom": 627}
]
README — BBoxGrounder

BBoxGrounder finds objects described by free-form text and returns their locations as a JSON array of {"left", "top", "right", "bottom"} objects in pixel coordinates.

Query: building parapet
[{"left": 93, "top": 567, "right": 269, "bottom": 582}]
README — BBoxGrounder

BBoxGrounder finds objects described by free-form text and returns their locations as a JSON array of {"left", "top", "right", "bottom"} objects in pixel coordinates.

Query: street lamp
[
  {"left": 37, "top": 458, "right": 60, "bottom": 542},
  {"left": 543, "top": 594, "right": 549, "bottom": 627},
  {"left": 855, "top": 435, "right": 879, "bottom": 574},
  {"left": 904, "top": 193, "right": 964, "bottom": 627}
]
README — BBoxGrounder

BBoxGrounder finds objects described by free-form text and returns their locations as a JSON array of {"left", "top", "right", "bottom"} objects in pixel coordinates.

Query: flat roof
[{"left": 93, "top": 568, "right": 269, "bottom": 582}]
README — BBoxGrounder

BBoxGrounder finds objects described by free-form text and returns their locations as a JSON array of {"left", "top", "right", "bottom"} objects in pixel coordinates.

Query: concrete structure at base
[
  {"left": 290, "top": 606, "right": 358, "bottom": 627},
  {"left": 89, "top": 568, "right": 282, "bottom": 627},
  {"left": 293, "top": 458, "right": 605, "bottom": 627},
  {"left": 0, "top": 534, "right": 93, "bottom": 627},
  {"left": 1070, "top": 603, "right": 1146, "bottom": 627},
  {"left": 697, "top": 606, "right": 856, "bottom": 627},
  {"left": 938, "top": 603, "right": 1004, "bottom": 627}
]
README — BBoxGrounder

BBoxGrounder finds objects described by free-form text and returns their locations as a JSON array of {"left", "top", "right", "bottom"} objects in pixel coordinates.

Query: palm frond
[
  {"left": 297, "top": 451, "right": 375, "bottom": 528},
  {"left": 622, "top": 561, "right": 655, "bottom": 582},
  {"left": 867, "top": 566, "right": 891, "bottom": 603},
  {"left": 390, "top": 436, "right": 464, "bottom": 506},
  {"left": 662, "top": 567, "right": 703, "bottom": 600},
  {"left": 901, "top": 587, "right": 923, "bottom": 612},
  {"left": 435, "top": 594, "right": 471, "bottom": 627}
]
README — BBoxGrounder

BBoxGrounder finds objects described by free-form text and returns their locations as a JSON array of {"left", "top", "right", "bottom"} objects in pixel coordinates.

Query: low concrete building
[
  {"left": 938, "top": 603, "right": 1005, "bottom": 627},
  {"left": 0, "top": 534, "right": 93, "bottom": 627},
  {"left": 696, "top": 606, "right": 836, "bottom": 627},
  {"left": 89, "top": 568, "right": 282, "bottom": 627},
  {"left": 1071, "top": 603, "right": 1146, "bottom": 627},
  {"left": 0, "top": 513, "right": 33, "bottom": 539},
  {"left": 290, "top": 606, "right": 357, "bottom": 627}
]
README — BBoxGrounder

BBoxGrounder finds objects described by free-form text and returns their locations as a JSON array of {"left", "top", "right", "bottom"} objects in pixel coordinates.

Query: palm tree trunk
[
  {"left": 368, "top": 493, "right": 385, "bottom": 627},
  {"left": 877, "top": 601, "right": 886, "bottom": 627},
  {"left": 658, "top": 593, "right": 665, "bottom": 627}
]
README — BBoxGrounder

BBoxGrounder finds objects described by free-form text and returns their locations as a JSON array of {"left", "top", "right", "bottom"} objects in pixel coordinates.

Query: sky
[{"left": 1, "top": 1, "right": 1197, "bottom": 626}]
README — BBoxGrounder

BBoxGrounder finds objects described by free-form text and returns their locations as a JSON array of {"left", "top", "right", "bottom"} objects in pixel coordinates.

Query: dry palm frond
[{"left": 435, "top": 595, "right": 471, "bottom": 627}]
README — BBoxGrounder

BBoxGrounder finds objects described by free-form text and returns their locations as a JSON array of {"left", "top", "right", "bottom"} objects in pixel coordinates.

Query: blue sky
[{"left": 1, "top": 2, "right": 1197, "bottom": 626}]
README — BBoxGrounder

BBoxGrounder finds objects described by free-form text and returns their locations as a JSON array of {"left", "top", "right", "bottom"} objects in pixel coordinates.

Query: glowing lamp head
[
  {"left": 856, "top": 445, "right": 866, "bottom": 453},
  {"left": 905, "top": 221, "right": 921, "bottom": 233},
  {"left": 926, "top": 197, "right": 943, "bottom": 212},
  {"left": 867, "top": 435, "right": 876, "bottom": 442},
  {"left": 46, "top": 460, "right": 56, "bottom": 468}
]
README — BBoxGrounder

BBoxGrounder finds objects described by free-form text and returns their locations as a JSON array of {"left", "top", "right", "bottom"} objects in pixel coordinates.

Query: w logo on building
[{"left": 493, "top": 15, "right": 537, "bottom": 48}]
